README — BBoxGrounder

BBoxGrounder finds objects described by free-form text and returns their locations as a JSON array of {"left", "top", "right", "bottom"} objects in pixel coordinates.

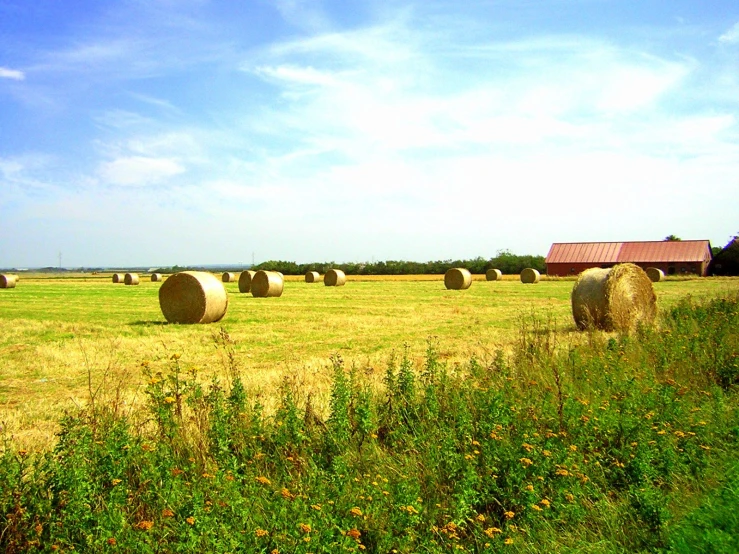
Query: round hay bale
[
  {"left": 112, "top": 273, "right": 125, "bottom": 283},
  {"left": 238, "top": 270, "right": 256, "bottom": 293},
  {"left": 305, "top": 271, "right": 320, "bottom": 283},
  {"left": 151, "top": 273, "right": 163, "bottom": 282},
  {"left": 124, "top": 273, "right": 140, "bottom": 286},
  {"left": 0, "top": 274, "right": 18, "bottom": 289},
  {"left": 486, "top": 268, "right": 503, "bottom": 281},
  {"left": 159, "top": 271, "right": 228, "bottom": 324},
  {"left": 324, "top": 268, "right": 346, "bottom": 287},
  {"left": 444, "top": 268, "right": 472, "bottom": 290},
  {"left": 251, "top": 270, "right": 284, "bottom": 298},
  {"left": 571, "top": 263, "right": 657, "bottom": 332},
  {"left": 520, "top": 268, "right": 540, "bottom": 284},
  {"left": 222, "top": 272, "right": 236, "bottom": 283},
  {"left": 645, "top": 267, "right": 664, "bottom": 283}
]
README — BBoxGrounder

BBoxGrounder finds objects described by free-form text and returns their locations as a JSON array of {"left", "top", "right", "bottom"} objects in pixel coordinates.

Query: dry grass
[{"left": 1, "top": 272, "right": 737, "bottom": 451}]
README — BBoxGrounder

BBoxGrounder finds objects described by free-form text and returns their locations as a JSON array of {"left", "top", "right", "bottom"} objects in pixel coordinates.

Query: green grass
[{"left": 0, "top": 289, "right": 738, "bottom": 552}]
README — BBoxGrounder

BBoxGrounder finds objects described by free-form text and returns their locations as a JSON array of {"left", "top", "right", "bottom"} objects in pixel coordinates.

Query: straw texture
[
  {"left": 159, "top": 271, "right": 229, "bottom": 324},
  {"left": 305, "top": 271, "right": 320, "bottom": 283},
  {"left": 324, "top": 268, "right": 347, "bottom": 287},
  {"left": 0, "top": 274, "right": 18, "bottom": 289},
  {"left": 124, "top": 273, "right": 140, "bottom": 286},
  {"left": 238, "top": 270, "right": 256, "bottom": 293},
  {"left": 571, "top": 263, "right": 657, "bottom": 332},
  {"left": 520, "top": 268, "right": 541, "bottom": 284},
  {"left": 151, "top": 273, "right": 163, "bottom": 282},
  {"left": 645, "top": 267, "right": 664, "bottom": 282},
  {"left": 222, "top": 272, "right": 236, "bottom": 283},
  {"left": 486, "top": 269, "right": 502, "bottom": 281},
  {"left": 251, "top": 270, "right": 284, "bottom": 297},
  {"left": 112, "top": 273, "right": 124, "bottom": 283},
  {"left": 444, "top": 268, "right": 472, "bottom": 290}
]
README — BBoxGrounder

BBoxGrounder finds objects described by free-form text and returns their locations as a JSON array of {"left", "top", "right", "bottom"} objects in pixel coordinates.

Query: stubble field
[{"left": 1, "top": 272, "right": 737, "bottom": 450}]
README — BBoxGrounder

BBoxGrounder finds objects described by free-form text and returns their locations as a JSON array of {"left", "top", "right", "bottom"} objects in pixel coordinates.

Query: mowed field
[{"left": 2, "top": 272, "right": 738, "bottom": 449}]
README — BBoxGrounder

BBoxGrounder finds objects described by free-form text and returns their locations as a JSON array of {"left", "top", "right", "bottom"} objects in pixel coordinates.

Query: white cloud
[
  {"left": 719, "top": 21, "right": 739, "bottom": 44},
  {"left": 98, "top": 156, "right": 185, "bottom": 186},
  {"left": 0, "top": 67, "right": 25, "bottom": 80}
]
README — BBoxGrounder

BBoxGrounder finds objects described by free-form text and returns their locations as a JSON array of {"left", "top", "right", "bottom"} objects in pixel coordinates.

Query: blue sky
[{"left": 1, "top": 0, "right": 738, "bottom": 268}]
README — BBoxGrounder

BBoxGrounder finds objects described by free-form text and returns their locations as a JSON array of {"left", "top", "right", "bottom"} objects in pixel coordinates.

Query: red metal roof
[
  {"left": 546, "top": 241, "right": 711, "bottom": 264},
  {"left": 546, "top": 242, "right": 622, "bottom": 264}
]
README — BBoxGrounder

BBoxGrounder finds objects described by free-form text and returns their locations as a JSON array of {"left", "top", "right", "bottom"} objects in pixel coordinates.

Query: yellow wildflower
[
  {"left": 298, "top": 523, "right": 311, "bottom": 534},
  {"left": 519, "top": 457, "right": 533, "bottom": 467},
  {"left": 255, "top": 476, "right": 271, "bottom": 485},
  {"left": 185, "top": 517, "right": 195, "bottom": 525},
  {"left": 350, "top": 506, "right": 363, "bottom": 517},
  {"left": 255, "top": 528, "right": 269, "bottom": 537},
  {"left": 504, "top": 511, "right": 515, "bottom": 519}
]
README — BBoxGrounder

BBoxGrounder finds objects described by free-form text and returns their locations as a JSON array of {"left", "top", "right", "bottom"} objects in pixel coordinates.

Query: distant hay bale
[
  {"left": 222, "top": 272, "right": 236, "bottom": 283},
  {"left": 0, "top": 274, "right": 18, "bottom": 289},
  {"left": 305, "top": 271, "right": 320, "bottom": 283},
  {"left": 124, "top": 273, "right": 140, "bottom": 286},
  {"left": 324, "top": 269, "right": 347, "bottom": 287},
  {"left": 151, "top": 273, "right": 163, "bottom": 282},
  {"left": 159, "top": 271, "right": 228, "bottom": 324},
  {"left": 486, "top": 269, "right": 503, "bottom": 281},
  {"left": 444, "top": 268, "right": 472, "bottom": 290},
  {"left": 112, "top": 273, "right": 125, "bottom": 283},
  {"left": 520, "top": 268, "right": 540, "bottom": 284},
  {"left": 238, "top": 270, "right": 256, "bottom": 293},
  {"left": 645, "top": 267, "right": 664, "bottom": 283},
  {"left": 251, "top": 270, "right": 284, "bottom": 297},
  {"left": 571, "top": 263, "right": 657, "bottom": 332}
]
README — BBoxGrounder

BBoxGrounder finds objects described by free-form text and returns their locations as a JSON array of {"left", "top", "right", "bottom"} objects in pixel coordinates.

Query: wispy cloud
[
  {"left": 0, "top": 67, "right": 25, "bottom": 80},
  {"left": 98, "top": 156, "right": 185, "bottom": 187},
  {"left": 719, "top": 21, "right": 739, "bottom": 44}
]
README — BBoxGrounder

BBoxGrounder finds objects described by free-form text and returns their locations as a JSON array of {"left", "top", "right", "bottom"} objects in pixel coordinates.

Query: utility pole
[{"left": 252, "top": 251, "right": 255, "bottom": 267}]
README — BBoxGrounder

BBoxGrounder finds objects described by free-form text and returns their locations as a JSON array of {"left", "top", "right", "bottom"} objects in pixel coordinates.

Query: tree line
[{"left": 252, "top": 250, "right": 546, "bottom": 276}]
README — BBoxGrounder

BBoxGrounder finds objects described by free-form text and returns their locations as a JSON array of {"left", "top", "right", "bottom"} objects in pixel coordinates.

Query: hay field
[{"left": 1, "top": 272, "right": 737, "bottom": 449}]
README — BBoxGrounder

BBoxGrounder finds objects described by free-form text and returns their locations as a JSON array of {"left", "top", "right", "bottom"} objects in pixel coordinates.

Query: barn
[
  {"left": 545, "top": 240, "right": 713, "bottom": 277},
  {"left": 708, "top": 237, "right": 739, "bottom": 276}
]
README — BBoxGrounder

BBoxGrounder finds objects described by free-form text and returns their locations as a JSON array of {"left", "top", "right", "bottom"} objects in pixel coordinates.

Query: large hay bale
[
  {"left": 112, "top": 273, "right": 124, "bottom": 283},
  {"left": 151, "top": 273, "right": 163, "bottom": 282},
  {"left": 159, "top": 271, "right": 228, "bottom": 324},
  {"left": 645, "top": 267, "right": 664, "bottom": 283},
  {"left": 444, "top": 268, "right": 472, "bottom": 290},
  {"left": 238, "top": 270, "right": 256, "bottom": 293},
  {"left": 520, "top": 268, "right": 540, "bottom": 284},
  {"left": 124, "top": 273, "right": 140, "bottom": 286},
  {"left": 251, "top": 270, "right": 284, "bottom": 297},
  {"left": 571, "top": 263, "right": 657, "bottom": 332},
  {"left": 486, "top": 268, "right": 503, "bottom": 281},
  {"left": 305, "top": 271, "right": 320, "bottom": 283},
  {"left": 324, "top": 268, "right": 347, "bottom": 287},
  {"left": 222, "top": 272, "right": 236, "bottom": 283},
  {"left": 0, "top": 274, "right": 18, "bottom": 289}
]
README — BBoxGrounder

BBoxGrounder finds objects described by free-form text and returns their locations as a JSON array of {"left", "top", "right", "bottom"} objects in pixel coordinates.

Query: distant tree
[
  {"left": 664, "top": 235, "right": 682, "bottom": 241},
  {"left": 712, "top": 246, "right": 723, "bottom": 257}
]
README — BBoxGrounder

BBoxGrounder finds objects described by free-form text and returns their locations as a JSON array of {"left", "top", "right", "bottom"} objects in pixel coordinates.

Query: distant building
[
  {"left": 545, "top": 240, "right": 713, "bottom": 277},
  {"left": 708, "top": 238, "right": 739, "bottom": 276}
]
